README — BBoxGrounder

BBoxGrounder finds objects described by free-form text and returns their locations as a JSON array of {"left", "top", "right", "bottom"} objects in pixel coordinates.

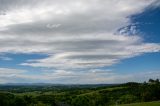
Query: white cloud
[
  {"left": 0, "top": 68, "right": 26, "bottom": 74},
  {"left": 0, "top": 68, "right": 159, "bottom": 84},
  {"left": 0, "top": 55, "right": 12, "bottom": 61},
  {"left": 0, "top": 0, "right": 160, "bottom": 83},
  {"left": 0, "top": 68, "right": 27, "bottom": 83},
  {"left": 21, "top": 41, "right": 160, "bottom": 70}
]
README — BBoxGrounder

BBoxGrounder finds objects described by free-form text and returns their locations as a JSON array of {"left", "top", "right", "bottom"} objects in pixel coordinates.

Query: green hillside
[
  {"left": 0, "top": 79, "right": 160, "bottom": 106},
  {"left": 119, "top": 101, "right": 160, "bottom": 106}
]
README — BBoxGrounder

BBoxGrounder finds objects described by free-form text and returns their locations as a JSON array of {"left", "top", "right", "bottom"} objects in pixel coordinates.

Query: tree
[
  {"left": 155, "top": 79, "right": 159, "bottom": 84},
  {"left": 13, "top": 97, "right": 27, "bottom": 106},
  {"left": 148, "top": 79, "right": 155, "bottom": 83}
]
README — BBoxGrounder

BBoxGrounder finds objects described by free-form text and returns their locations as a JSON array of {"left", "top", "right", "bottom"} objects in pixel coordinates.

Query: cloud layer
[
  {"left": 0, "top": 0, "right": 160, "bottom": 83},
  {"left": 0, "top": 68, "right": 160, "bottom": 84}
]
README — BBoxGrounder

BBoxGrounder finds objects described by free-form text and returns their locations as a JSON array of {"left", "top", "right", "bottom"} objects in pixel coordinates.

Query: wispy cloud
[
  {"left": 0, "top": 68, "right": 160, "bottom": 84},
  {"left": 0, "top": 55, "right": 12, "bottom": 61}
]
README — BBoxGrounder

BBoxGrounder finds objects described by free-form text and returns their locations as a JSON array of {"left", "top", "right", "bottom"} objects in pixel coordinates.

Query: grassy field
[{"left": 119, "top": 101, "right": 160, "bottom": 106}]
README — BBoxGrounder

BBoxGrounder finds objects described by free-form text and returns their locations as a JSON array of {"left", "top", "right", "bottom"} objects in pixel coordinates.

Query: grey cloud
[{"left": 0, "top": 0, "right": 160, "bottom": 71}]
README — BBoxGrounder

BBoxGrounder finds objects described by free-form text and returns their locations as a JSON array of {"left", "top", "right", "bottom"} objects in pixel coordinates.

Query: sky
[{"left": 0, "top": 0, "right": 160, "bottom": 84}]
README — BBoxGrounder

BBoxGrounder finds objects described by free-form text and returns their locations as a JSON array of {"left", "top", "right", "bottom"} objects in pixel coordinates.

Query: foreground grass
[{"left": 119, "top": 101, "right": 160, "bottom": 106}]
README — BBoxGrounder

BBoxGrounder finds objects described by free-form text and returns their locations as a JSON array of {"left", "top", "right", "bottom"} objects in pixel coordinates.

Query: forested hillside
[{"left": 0, "top": 79, "right": 160, "bottom": 106}]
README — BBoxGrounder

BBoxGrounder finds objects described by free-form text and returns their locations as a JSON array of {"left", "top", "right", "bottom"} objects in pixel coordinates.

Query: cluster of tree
[
  {"left": 0, "top": 79, "right": 159, "bottom": 106},
  {"left": 0, "top": 93, "right": 59, "bottom": 106},
  {"left": 148, "top": 78, "right": 159, "bottom": 84}
]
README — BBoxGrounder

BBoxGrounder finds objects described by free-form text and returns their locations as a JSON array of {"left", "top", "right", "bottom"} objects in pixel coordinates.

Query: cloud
[
  {"left": 0, "top": 68, "right": 27, "bottom": 83},
  {"left": 0, "top": 0, "right": 160, "bottom": 72},
  {"left": 20, "top": 42, "right": 160, "bottom": 70},
  {"left": 0, "top": 68, "right": 26, "bottom": 74},
  {"left": 0, "top": 68, "right": 160, "bottom": 84},
  {"left": 0, "top": 55, "right": 12, "bottom": 61}
]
